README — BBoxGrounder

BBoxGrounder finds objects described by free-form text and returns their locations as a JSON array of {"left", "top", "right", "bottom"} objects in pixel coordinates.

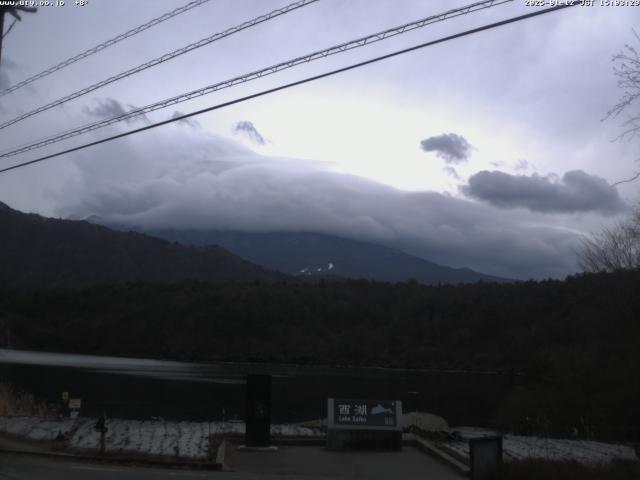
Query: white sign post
[{"left": 68, "top": 398, "right": 82, "bottom": 419}]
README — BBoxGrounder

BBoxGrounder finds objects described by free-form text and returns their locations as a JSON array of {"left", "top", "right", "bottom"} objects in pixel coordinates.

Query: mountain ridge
[
  {"left": 0, "top": 202, "right": 282, "bottom": 289},
  {"left": 144, "top": 228, "right": 510, "bottom": 285}
]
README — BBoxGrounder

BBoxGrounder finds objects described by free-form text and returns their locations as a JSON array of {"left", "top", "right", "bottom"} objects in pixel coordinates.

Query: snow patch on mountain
[{"left": 297, "top": 262, "right": 336, "bottom": 276}]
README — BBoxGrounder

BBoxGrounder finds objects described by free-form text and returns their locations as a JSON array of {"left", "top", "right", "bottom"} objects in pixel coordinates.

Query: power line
[
  {"left": 0, "top": 0, "right": 319, "bottom": 131},
  {"left": 0, "top": 0, "right": 212, "bottom": 98},
  {"left": 0, "top": 3, "right": 577, "bottom": 176},
  {"left": 0, "top": 0, "right": 514, "bottom": 158}
]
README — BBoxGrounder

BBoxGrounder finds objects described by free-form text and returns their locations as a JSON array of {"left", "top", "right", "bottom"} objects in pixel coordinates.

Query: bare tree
[
  {"left": 606, "top": 31, "right": 640, "bottom": 186},
  {"left": 580, "top": 34, "right": 640, "bottom": 272},
  {"left": 607, "top": 31, "right": 640, "bottom": 137},
  {"left": 580, "top": 206, "right": 640, "bottom": 272}
]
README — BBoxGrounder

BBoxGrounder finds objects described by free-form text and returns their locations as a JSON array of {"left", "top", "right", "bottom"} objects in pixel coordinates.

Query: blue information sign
[{"left": 328, "top": 398, "right": 401, "bottom": 430}]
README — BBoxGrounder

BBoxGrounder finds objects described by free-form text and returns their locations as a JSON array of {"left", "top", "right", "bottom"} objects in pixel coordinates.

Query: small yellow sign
[{"left": 62, "top": 391, "right": 69, "bottom": 402}]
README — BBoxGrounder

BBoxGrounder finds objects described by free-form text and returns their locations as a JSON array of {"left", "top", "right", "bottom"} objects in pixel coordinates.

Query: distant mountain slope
[
  {"left": 147, "top": 229, "right": 509, "bottom": 284},
  {"left": 0, "top": 202, "right": 281, "bottom": 289}
]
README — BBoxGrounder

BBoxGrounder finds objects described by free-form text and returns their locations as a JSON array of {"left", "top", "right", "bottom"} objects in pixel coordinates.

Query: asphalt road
[
  {"left": 229, "top": 445, "right": 463, "bottom": 479},
  {"left": 0, "top": 454, "right": 218, "bottom": 480},
  {"left": 1, "top": 446, "right": 464, "bottom": 480}
]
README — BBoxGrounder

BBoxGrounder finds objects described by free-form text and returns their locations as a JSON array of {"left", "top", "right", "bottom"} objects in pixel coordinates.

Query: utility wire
[
  {"left": 0, "top": 0, "right": 513, "bottom": 158},
  {"left": 0, "top": 0, "right": 319, "bottom": 131},
  {"left": 0, "top": 0, "right": 212, "bottom": 98},
  {"left": 0, "top": 4, "right": 578, "bottom": 176}
]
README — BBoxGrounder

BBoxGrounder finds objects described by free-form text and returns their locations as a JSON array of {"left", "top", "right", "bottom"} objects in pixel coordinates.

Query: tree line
[{"left": 0, "top": 269, "right": 639, "bottom": 440}]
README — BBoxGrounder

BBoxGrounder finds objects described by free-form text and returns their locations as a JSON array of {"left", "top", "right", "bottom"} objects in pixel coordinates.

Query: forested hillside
[
  {"left": 0, "top": 202, "right": 281, "bottom": 288},
  {"left": 1, "top": 269, "right": 639, "bottom": 439},
  {"left": 146, "top": 229, "right": 508, "bottom": 284}
]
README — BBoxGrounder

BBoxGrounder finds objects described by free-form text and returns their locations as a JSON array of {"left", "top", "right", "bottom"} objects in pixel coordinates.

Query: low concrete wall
[{"left": 327, "top": 429, "right": 402, "bottom": 450}]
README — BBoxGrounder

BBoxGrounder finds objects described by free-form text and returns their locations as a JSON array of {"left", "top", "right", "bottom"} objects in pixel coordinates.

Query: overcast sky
[{"left": 0, "top": 0, "right": 639, "bottom": 279}]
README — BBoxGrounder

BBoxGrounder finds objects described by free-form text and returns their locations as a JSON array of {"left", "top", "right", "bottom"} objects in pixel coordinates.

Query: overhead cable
[
  {"left": 0, "top": 0, "right": 213, "bottom": 97},
  {"left": 0, "top": 0, "right": 513, "bottom": 157},
  {"left": 0, "top": 0, "right": 319, "bottom": 130},
  {"left": 0, "top": 4, "right": 578, "bottom": 175}
]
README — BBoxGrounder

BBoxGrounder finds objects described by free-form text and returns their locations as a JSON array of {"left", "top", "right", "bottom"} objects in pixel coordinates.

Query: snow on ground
[
  {"left": 442, "top": 427, "right": 638, "bottom": 465},
  {"left": 0, "top": 416, "right": 76, "bottom": 441},
  {"left": 0, "top": 416, "right": 636, "bottom": 465},
  {"left": 0, "top": 417, "right": 322, "bottom": 459},
  {"left": 403, "top": 412, "right": 449, "bottom": 432}
]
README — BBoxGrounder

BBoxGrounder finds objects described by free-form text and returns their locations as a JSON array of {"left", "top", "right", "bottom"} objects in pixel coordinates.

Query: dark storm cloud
[
  {"left": 36, "top": 128, "right": 587, "bottom": 280},
  {"left": 83, "top": 98, "right": 150, "bottom": 125},
  {"left": 233, "top": 121, "right": 266, "bottom": 145},
  {"left": 461, "top": 170, "right": 627, "bottom": 214},
  {"left": 420, "top": 133, "right": 472, "bottom": 164},
  {"left": 171, "top": 111, "right": 200, "bottom": 129}
]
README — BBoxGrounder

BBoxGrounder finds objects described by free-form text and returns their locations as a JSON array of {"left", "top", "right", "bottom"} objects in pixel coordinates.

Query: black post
[
  {"left": 0, "top": 6, "right": 37, "bottom": 68},
  {"left": 470, "top": 436, "right": 503, "bottom": 480},
  {"left": 245, "top": 374, "right": 271, "bottom": 447},
  {"left": 94, "top": 412, "right": 108, "bottom": 455}
]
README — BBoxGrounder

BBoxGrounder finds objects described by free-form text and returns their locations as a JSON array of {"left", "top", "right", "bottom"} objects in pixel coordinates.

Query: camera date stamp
[
  {"left": 525, "top": 0, "right": 640, "bottom": 6},
  {"left": 1, "top": 0, "right": 90, "bottom": 7}
]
